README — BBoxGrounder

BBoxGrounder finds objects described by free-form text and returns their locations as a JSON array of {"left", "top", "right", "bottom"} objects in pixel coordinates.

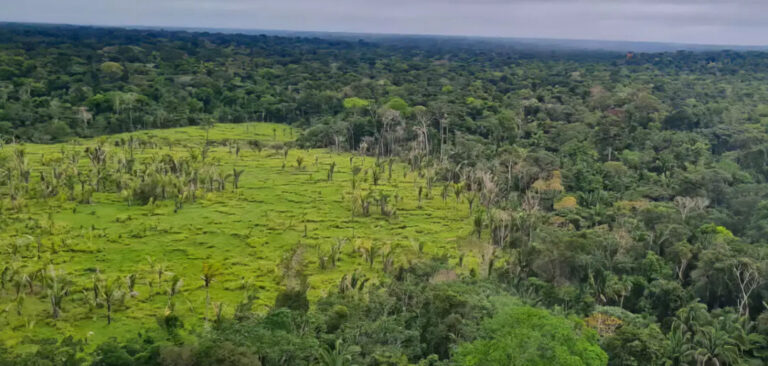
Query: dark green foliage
[
  {"left": 91, "top": 339, "right": 134, "bottom": 366},
  {"left": 274, "top": 288, "right": 310, "bottom": 313},
  {"left": 4, "top": 22, "right": 768, "bottom": 366},
  {"left": 454, "top": 303, "right": 607, "bottom": 366}
]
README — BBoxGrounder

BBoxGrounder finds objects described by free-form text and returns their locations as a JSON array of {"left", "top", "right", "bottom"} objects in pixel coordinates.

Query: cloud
[{"left": 1, "top": 0, "right": 767, "bottom": 45}]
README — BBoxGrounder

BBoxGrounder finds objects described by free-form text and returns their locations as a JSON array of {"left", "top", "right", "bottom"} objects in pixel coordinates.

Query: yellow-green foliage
[
  {"left": 532, "top": 171, "right": 564, "bottom": 193},
  {"left": 0, "top": 123, "right": 473, "bottom": 347},
  {"left": 553, "top": 196, "right": 578, "bottom": 210}
]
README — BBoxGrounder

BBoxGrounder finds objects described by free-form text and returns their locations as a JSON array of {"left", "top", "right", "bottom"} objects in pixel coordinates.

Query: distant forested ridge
[
  {"left": 3, "top": 23, "right": 768, "bottom": 365},
  {"left": 1, "top": 23, "right": 768, "bottom": 142}
]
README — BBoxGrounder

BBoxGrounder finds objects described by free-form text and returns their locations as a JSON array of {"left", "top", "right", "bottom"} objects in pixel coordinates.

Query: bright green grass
[
  {"left": 0, "top": 123, "right": 478, "bottom": 348},
  {"left": 108, "top": 122, "right": 298, "bottom": 145}
]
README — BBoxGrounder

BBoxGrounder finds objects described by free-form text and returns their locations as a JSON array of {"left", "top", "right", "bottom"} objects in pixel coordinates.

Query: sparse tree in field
[
  {"left": 439, "top": 114, "right": 448, "bottom": 162},
  {"left": 101, "top": 276, "right": 125, "bottom": 325},
  {"left": 317, "top": 245, "right": 329, "bottom": 270},
  {"left": 296, "top": 155, "right": 305, "bottom": 170},
  {"left": 473, "top": 210, "right": 485, "bottom": 239},
  {"left": 91, "top": 271, "right": 103, "bottom": 305},
  {"left": 338, "top": 270, "right": 369, "bottom": 294},
  {"left": 12, "top": 148, "right": 30, "bottom": 185},
  {"left": 478, "top": 170, "right": 497, "bottom": 210},
  {"left": 481, "top": 245, "right": 497, "bottom": 278},
  {"left": 359, "top": 243, "right": 379, "bottom": 268},
  {"left": 201, "top": 144, "right": 210, "bottom": 162},
  {"left": 376, "top": 191, "right": 396, "bottom": 218},
  {"left": 84, "top": 142, "right": 108, "bottom": 191},
  {"left": 382, "top": 248, "right": 394, "bottom": 272},
  {"left": 232, "top": 168, "right": 245, "bottom": 191},
  {"left": 441, "top": 183, "right": 450, "bottom": 204},
  {"left": 44, "top": 266, "right": 71, "bottom": 320},
  {"left": 147, "top": 257, "right": 171, "bottom": 293},
  {"left": 166, "top": 274, "right": 183, "bottom": 305},
  {"left": 201, "top": 262, "right": 221, "bottom": 321},
  {"left": 351, "top": 166, "right": 362, "bottom": 190},
  {"left": 126, "top": 273, "right": 138, "bottom": 298},
  {"left": 413, "top": 106, "right": 431, "bottom": 156},
  {"left": 327, "top": 161, "right": 336, "bottom": 182},
  {"left": 330, "top": 238, "right": 346, "bottom": 268},
  {"left": 453, "top": 182, "right": 464, "bottom": 205},
  {"left": 372, "top": 165, "right": 382, "bottom": 186},
  {"left": 201, "top": 117, "right": 215, "bottom": 144},
  {"left": 418, "top": 186, "right": 423, "bottom": 208}
]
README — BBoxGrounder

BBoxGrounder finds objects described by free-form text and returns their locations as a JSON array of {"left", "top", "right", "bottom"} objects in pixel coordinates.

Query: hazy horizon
[{"left": 2, "top": 0, "right": 768, "bottom": 47}]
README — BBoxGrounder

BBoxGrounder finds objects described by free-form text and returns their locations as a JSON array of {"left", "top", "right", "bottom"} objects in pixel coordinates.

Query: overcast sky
[{"left": 2, "top": 0, "right": 767, "bottom": 46}]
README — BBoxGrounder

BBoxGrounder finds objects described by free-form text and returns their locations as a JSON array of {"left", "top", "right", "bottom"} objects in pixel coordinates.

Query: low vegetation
[{"left": 0, "top": 123, "right": 474, "bottom": 348}]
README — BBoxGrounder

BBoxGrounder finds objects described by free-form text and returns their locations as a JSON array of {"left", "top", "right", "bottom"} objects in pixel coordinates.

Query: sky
[{"left": 1, "top": 0, "right": 767, "bottom": 46}]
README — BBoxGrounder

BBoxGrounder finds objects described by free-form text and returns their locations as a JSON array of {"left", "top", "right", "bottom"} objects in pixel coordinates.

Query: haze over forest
[{"left": 3, "top": 0, "right": 768, "bottom": 46}]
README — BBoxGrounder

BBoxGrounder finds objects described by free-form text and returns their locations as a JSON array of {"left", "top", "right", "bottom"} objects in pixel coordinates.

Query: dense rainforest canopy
[{"left": 2, "top": 23, "right": 768, "bottom": 365}]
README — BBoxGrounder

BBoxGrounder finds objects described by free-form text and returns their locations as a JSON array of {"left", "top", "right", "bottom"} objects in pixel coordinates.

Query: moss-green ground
[{"left": 0, "top": 123, "right": 477, "bottom": 348}]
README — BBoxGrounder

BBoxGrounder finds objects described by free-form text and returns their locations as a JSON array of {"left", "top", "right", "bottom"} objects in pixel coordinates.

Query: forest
[{"left": 1, "top": 22, "right": 768, "bottom": 365}]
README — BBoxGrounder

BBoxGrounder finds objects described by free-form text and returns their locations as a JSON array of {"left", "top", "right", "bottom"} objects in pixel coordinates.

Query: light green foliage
[
  {"left": 0, "top": 123, "right": 471, "bottom": 345},
  {"left": 386, "top": 97, "right": 410, "bottom": 114},
  {"left": 99, "top": 62, "right": 123, "bottom": 79},
  {"left": 455, "top": 304, "right": 608, "bottom": 366},
  {"left": 342, "top": 97, "right": 370, "bottom": 110}
]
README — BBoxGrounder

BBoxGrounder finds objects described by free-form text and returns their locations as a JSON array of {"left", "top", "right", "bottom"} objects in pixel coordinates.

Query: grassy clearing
[{"left": 0, "top": 123, "right": 476, "bottom": 347}]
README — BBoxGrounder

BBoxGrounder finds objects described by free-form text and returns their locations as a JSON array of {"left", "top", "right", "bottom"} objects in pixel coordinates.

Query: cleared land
[{"left": 0, "top": 123, "right": 475, "bottom": 347}]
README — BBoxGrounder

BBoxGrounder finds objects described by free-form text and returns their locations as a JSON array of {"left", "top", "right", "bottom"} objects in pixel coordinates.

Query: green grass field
[{"left": 0, "top": 123, "right": 477, "bottom": 348}]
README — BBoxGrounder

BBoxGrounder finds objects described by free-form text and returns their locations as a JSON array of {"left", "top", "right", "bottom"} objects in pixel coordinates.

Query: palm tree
[
  {"left": 686, "top": 326, "right": 740, "bottom": 366},
  {"left": 674, "top": 303, "right": 710, "bottom": 337},
  {"left": 453, "top": 182, "right": 464, "bottom": 205},
  {"left": 232, "top": 168, "right": 245, "bottom": 191},
  {"left": 327, "top": 161, "right": 336, "bottom": 182},
  {"left": 101, "top": 276, "right": 124, "bottom": 325},
  {"left": 126, "top": 273, "right": 138, "bottom": 297},
  {"left": 45, "top": 266, "right": 71, "bottom": 319},
  {"left": 351, "top": 166, "right": 362, "bottom": 190},
  {"left": 147, "top": 257, "right": 171, "bottom": 294},
  {"left": 166, "top": 274, "right": 183, "bottom": 306},
  {"left": 91, "top": 271, "right": 103, "bottom": 305},
  {"left": 316, "top": 339, "right": 359, "bottom": 366},
  {"left": 201, "top": 262, "right": 221, "bottom": 321}
]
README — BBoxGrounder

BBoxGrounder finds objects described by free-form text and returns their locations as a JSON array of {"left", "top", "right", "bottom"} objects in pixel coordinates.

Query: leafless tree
[
  {"left": 673, "top": 196, "right": 710, "bottom": 221},
  {"left": 413, "top": 106, "right": 431, "bottom": 155},
  {"left": 731, "top": 259, "right": 763, "bottom": 317}
]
